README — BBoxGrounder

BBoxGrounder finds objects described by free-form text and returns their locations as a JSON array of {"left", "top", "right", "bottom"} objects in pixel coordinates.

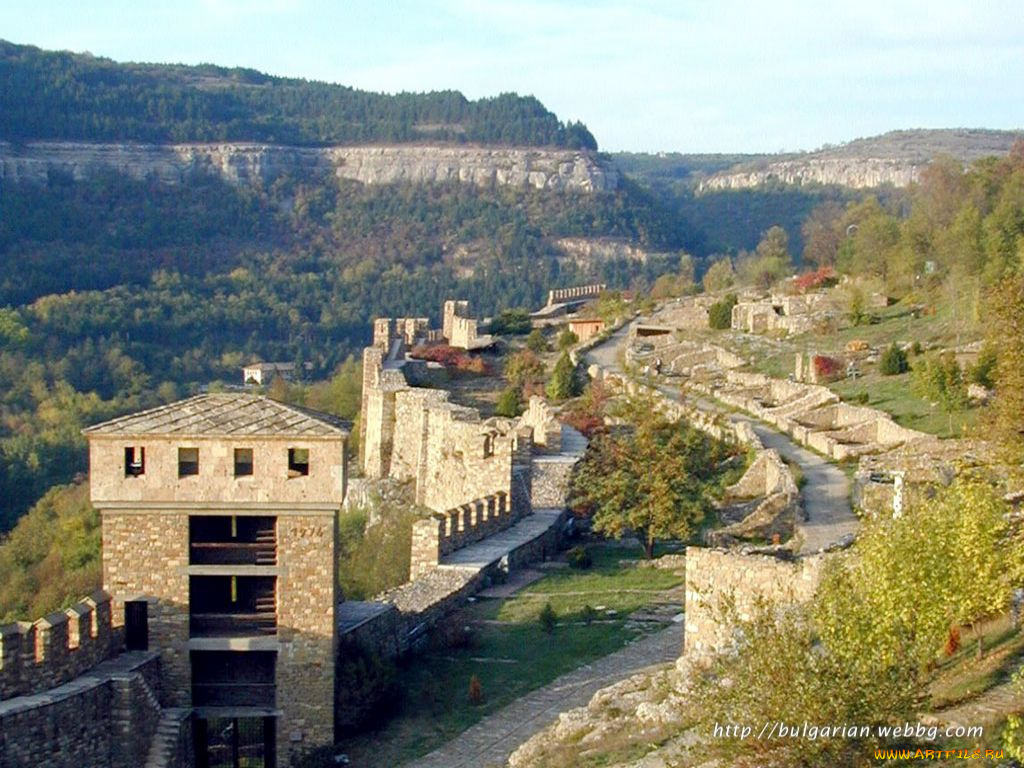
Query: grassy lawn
[
  {"left": 689, "top": 305, "right": 984, "bottom": 439},
  {"left": 830, "top": 371, "right": 980, "bottom": 438},
  {"left": 333, "top": 543, "right": 684, "bottom": 767}
]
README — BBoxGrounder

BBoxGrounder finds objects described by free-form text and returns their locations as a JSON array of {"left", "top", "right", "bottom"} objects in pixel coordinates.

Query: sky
[{"left": 1, "top": 0, "right": 1022, "bottom": 153}]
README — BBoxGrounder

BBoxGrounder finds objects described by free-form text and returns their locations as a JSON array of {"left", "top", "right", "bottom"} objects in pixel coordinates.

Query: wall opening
[
  {"left": 234, "top": 448, "right": 254, "bottom": 477},
  {"left": 125, "top": 599, "right": 149, "bottom": 651},
  {"left": 287, "top": 447, "right": 309, "bottom": 477},
  {"left": 124, "top": 446, "right": 145, "bottom": 477},
  {"left": 179, "top": 447, "right": 200, "bottom": 477},
  {"left": 194, "top": 714, "right": 277, "bottom": 768}
]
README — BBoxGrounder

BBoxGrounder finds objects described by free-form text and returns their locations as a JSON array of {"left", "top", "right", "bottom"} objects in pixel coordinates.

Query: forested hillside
[
  {"left": 0, "top": 40, "right": 596, "bottom": 148},
  {"left": 0, "top": 164, "right": 691, "bottom": 532}
]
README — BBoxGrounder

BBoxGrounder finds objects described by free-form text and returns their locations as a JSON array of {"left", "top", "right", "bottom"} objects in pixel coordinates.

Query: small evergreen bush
[{"left": 879, "top": 343, "right": 908, "bottom": 375}]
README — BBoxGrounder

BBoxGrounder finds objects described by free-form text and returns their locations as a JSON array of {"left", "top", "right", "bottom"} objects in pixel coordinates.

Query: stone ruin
[{"left": 360, "top": 316, "right": 583, "bottom": 579}]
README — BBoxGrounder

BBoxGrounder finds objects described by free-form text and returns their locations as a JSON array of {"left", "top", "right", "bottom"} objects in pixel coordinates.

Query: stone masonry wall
[
  {"left": 0, "top": 591, "right": 118, "bottom": 701},
  {"left": 410, "top": 492, "right": 513, "bottom": 578},
  {"left": 684, "top": 547, "right": 824, "bottom": 659},
  {"left": 530, "top": 457, "right": 577, "bottom": 509},
  {"left": 391, "top": 388, "right": 450, "bottom": 482},
  {"left": 89, "top": 434, "right": 347, "bottom": 507},
  {"left": 420, "top": 406, "right": 516, "bottom": 512},
  {"left": 276, "top": 512, "right": 337, "bottom": 767},
  {"left": 102, "top": 511, "right": 190, "bottom": 706},
  {"left": 0, "top": 652, "right": 164, "bottom": 768},
  {"left": 519, "top": 396, "right": 562, "bottom": 452}
]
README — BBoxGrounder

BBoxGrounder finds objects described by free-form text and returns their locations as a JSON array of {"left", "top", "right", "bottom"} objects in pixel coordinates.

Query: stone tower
[{"left": 85, "top": 394, "right": 348, "bottom": 768}]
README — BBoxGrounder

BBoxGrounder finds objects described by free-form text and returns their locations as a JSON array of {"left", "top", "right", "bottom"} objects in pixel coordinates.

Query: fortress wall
[
  {"left": 420, "top": 407, "right": 515, "bottom": 513},
  {"left": 547, "top": 284, "right": 606, "bottom": 305},
  {"left": 102, "top": 511, "right": 190, "bottom": 707},
  {"left": 448, "top": 315, "right": 480, "bottom": 350},
  {"left": 0, "top": 652, "right": 166, "bottom": 768},
  {"left": 409, "top": 492, "right": 513, "bottom": 577},
  {"left": 391, "top": 389, "right": 449, "bottom": 482},
  {"left": 519, "top": 397, "right": 562, "bottom": 451},
  {"left": 684, "top": 547, "right": 824, "bottom": 659},
  {"left": 0, "top": 592, "right": 118, "bottom": 701}
]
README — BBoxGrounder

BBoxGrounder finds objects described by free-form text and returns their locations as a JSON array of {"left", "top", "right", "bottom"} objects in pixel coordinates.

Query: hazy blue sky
[{"left": 2, "top": 0, "right": 1022, "bottom": 152}]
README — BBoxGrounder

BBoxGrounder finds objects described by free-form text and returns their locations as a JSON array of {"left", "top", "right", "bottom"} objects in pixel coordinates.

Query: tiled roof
[{"left": 83, "top": 394, "right": 349, "bottom": 438}]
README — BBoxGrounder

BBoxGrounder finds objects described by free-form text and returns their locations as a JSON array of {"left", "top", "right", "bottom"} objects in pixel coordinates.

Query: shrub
[
  {"left": 546, "top": 352, "right": 579, "bottom": 401},
  {"left": 490, "top": 308, "right": 532, "bottom": 336},
  {"left": 708, "top": 293, "right": 737, "bottom": 330},
  {"left": 911, "top": 340, "right": 924, "bottom": 356},
  {"left": 525, "top": 328, "right": 548, "bottom": 353},
  {"left": 581, "top": 604, "right": 598, "bottom": 624},
  {"left": 334, "top": 642, "right": 401, "bottom": 736},
  {"left": 944, "top": 625, "right": 961, "bottom": 657},
  {"left": 467, "top": 674, "right": 484, "bottom": 705},
  {"left": 879, "top": 343, "right": 908, "bottom": 375},
  {"left": 968, "top": 344, "right": 997, "bottom": 389},
  {"left": 557, "top": 328, "right": 579, "bottom": 351},
  {"left": 539, "top": 602, "right": 557, "bottom": 634},
  {"left": 494, "top": 386, "right": 523, "bottom": 417},
  {"left": 812, "top": 354, "right": 844, "bottom": 382},
  {"left": 567, "top": 545, "right": 592, "bottom": 569}
]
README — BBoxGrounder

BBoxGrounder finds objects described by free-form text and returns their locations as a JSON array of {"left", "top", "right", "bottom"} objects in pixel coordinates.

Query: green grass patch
[
  {"left": 333, "top": 543, "right": 682, "bottom": 766},
  {"left": 498, "top": 551, "right": 683, "bottom": 623},
  {"left": 830, "top": 372, "right": 979, "bottom": 438}
]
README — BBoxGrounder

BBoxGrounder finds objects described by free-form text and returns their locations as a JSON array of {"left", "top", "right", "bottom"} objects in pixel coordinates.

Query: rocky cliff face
[
  {"left": 699, "top": 157, "right": 920, "bottom": 192},
  {"left": 0, "top": 141, "right": 618, "bottom": 193}
]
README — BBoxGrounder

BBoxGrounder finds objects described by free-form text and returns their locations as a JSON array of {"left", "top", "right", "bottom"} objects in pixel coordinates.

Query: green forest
[
  {"left": 0, "top": 165, "right": 692, "bottom": 536},
  {"left": 0, "top": 40, "right": 595, "bottom": 149}
]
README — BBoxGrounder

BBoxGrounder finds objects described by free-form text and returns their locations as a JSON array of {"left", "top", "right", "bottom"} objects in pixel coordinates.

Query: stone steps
[{"left": 144, "top": 707, "right": 190, "bottom": 768}]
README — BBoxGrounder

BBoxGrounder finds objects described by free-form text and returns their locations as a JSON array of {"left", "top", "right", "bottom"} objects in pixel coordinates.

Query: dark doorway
[
  {"left": 195, "top": 716, "right": 276, "bottom": 768},
  {"left": 125, "top": 600, "right": 148, "bottom": 651}
]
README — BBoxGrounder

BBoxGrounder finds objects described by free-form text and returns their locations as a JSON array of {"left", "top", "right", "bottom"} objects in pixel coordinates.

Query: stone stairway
[{"left": 144, "top": 707, "right": 191, "bottom": 768}]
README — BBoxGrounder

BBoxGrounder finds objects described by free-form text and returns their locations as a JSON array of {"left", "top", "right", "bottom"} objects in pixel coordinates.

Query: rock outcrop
[
  {"left": 0, "top": 141, "right": 618, "bottom": 192},
  {"left": 700, "top": 156, "right": 920, "bottom": 191}
]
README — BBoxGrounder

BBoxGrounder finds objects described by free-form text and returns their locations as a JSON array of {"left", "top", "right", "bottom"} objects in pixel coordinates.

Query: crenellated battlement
[
  {"left": 409, "top": 491, "right": 515, "bottom": 577},
  {"left": 0, "top": 590, "right": 119, "bottom": 701},
  {"left": 546, "top": 283, "right": 606, "bottom": 306}
]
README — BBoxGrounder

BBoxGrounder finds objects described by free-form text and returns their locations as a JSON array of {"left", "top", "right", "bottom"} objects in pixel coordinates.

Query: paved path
[
  {"left": 745, "top": 421, "right": 856, "bottom": 553},
  {"left": 404, "top": 622, "right": 683, "bottom": 768},
  {"left": 585, "top": 321, "right": 857, "bottom": 554}
]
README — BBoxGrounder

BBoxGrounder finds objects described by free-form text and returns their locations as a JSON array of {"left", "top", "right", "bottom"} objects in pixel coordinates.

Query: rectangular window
[
  {"left": 234, "top": 448, "right": 254, "bottom": 477},
  {"left": 287, "top": 447, "right": 309, "bottom": 477},
  {"left": 178, "top": 447, "right": 199, "bottom": 477},
  {"left": 124, "top": 446, "right": 145, "bottom": 477}
]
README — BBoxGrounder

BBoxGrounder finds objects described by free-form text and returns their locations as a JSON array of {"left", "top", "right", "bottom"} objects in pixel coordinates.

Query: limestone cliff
[
  {"left": 0, "top": 141, "right": 618, "bottom": 193},
  {"left": 699, "top": 129, "right": 1024, "bottom": 192},
  {"left": 699, "top": 156, "right": 920, "bottom": 191}
]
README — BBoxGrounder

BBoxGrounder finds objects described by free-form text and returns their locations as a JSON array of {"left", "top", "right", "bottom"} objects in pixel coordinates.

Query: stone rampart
[
  {"left": 410, "top": 492, "right": 515, "bottom": 578},
  {"left": 0, "top": 591, "right": 119, "bottom": 701},
  {"left": 684, "top": 547, "right": 824, "bottom": 659},
  {"left": 547, "top": 283, "right": 606, "bottom": 306},
  {"left": 519, "top": 396, "right": 562, "bottom": 452},
  {"left": 0, "top": 651, "right": 170, "bottom": 768}
]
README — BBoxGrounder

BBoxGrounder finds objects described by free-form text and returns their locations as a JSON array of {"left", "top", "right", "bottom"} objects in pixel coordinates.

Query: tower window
[
  {"left": 234, "top": 448, "right": 254, "bottom": 477},
  {"left": 178, "top": 447, "right": 199, "bottom": 477},
  {"left": 124, "top": 446, "right": 145, "bottom": 477},
  {"left": 287, "top": 448, "right": 309, "bottom": 477}
]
